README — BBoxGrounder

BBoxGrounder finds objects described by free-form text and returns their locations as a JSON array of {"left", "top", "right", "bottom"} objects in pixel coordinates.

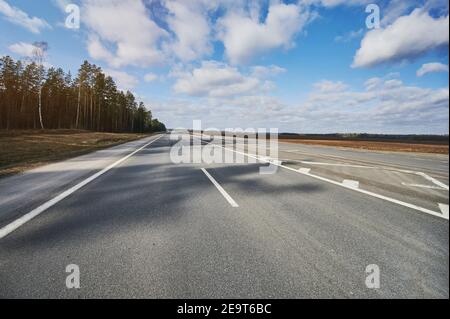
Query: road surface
[{"left": 0, "top": 133, "right": 448, "bottom": 298}]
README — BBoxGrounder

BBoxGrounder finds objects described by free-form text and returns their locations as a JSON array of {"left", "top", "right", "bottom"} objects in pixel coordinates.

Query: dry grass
[
  {"left": 279, "top": 138, "right": 449, "bottom": 154},
  {"left": 0, "top": 130, "right": 151, "bottom": 177}
]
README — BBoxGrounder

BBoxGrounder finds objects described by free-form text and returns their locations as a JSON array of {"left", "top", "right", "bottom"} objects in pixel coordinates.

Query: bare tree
[{"left": 31, "top": 42, "right": 49, "bottom": 129}]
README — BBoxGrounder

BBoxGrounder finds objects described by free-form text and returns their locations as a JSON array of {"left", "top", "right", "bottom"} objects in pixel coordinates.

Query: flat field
[
  {"left": 0, "top": 130, "right": 150, "bottom": 177},
  {"left": 279, "top": 138, "right": 449, "bottom": 154}
]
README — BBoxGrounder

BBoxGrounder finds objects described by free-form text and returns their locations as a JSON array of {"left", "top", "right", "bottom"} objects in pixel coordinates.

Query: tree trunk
[
  {"left": 76, "top": 85, "right": 81, "bottom": 128},
  {"left": 38, "top": 87, "right": 44, "bottom": 129}
]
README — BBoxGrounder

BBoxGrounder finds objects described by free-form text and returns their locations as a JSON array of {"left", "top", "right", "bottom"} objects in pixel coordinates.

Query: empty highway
[{"left": 0, "top": 133, "right": 448, "bottom": 298}]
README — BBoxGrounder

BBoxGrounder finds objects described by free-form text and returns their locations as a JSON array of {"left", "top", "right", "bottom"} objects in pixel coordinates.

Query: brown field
[
  {"left": 279, "top": 138, "right": 449, "bottom": 154},
  {"left": 0, "top": 130, "right": 151, "bottom": 177}
]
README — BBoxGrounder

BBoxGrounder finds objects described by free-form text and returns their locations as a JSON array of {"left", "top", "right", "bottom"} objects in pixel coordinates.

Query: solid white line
[
  {"left": 211, "top": 143, "right": 449, "bottom": 220},
  {"left": 201, "top": 168, "right": 239, "bottom": 208},
  {"left": 299, "top": 161, "right": 371, "bottom": 168},
  {"left": 401, "top": 182, "right": 446, "bottom": 190},
  {"left": 0, "top": 135, "right": 163, "bottom": 240}
]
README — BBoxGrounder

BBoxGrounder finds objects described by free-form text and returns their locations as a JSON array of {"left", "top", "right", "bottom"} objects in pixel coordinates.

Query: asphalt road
[{"left": 0, "top": 133, "right": 448, "bottom": 298}]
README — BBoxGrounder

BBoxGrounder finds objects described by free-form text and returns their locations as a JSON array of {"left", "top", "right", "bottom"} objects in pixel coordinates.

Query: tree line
[{"left": 0, "top": 55, "right": 166, "bottom": 133}]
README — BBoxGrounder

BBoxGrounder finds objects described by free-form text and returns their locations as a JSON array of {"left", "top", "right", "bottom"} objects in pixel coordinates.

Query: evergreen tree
[{"left": 0, "top": 55, "right": 166, "bottom": 133}]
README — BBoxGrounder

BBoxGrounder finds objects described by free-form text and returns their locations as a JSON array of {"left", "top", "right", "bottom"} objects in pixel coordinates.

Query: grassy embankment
[{"left": 0, "top": 130, "right": 152, "bottom": 177}]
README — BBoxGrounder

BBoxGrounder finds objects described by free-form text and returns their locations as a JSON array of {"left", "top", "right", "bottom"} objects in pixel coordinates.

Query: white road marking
[
  {"left": 401, "top": 183, "right": 446, "bottom": 190},
  {"left": 298, "top": 161, "right": 372, "bottom": 169},
  {"left": 342, "top": 180, "right": 360, "bottom": 189},
  {"left": 191, "top": 133, "right": 450, "bottom": 220},
  {"left": 416, "top": 172, "right": 449, "bottom": 191},
  {"left": 0, "top": 135, "right": 164, "bottom": 240},
  {"left": 201, "top": 168, "right": 239, "bottom": 208},
  {"left": 298, "top": 168, "right": 311, "bottom": 174},
  {"left": 280, "top": 149, "right": 448, "bottom": 175},
  {"left": 271, "top": 160, "right": 282, "bottom": 165},
  {"left": 438, "top": 204, "right": 449, "bottom": 219},
  {"left": 208, "top": 142, "right": 449, "bottom": 220},
  {"left": 257, "top": 156, "right": 281, "bottom": 165}
]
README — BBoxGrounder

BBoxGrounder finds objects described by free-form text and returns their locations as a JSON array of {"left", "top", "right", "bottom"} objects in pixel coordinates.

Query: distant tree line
[
  {"left": 278, "top": 133, "right": 449, "bottom": 144},
  {"left": 0, "top": 55, "right": 166, "bottom": 133}
]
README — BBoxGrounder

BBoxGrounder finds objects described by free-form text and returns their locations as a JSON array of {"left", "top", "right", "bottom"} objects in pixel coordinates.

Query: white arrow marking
[
  {"left": 438, "top": 204, "right": 449, "bottom": 219},
  {"left": 417, "top": 172, "right": 449, "bottom": 191}
]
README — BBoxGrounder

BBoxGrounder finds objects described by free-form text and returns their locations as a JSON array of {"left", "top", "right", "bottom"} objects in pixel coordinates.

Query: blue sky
[{"left": 0, "top": 0, "right": 448, "bottom": 134}]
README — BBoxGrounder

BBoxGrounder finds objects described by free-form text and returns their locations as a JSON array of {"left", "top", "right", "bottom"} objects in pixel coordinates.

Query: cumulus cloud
[
  {"left": 172, "top": 61, "right": 269, "bottom": 97},
  {"left": 217, "top": 2, "right": 311, "bottom": 64},
  {"left": 8, "top": 42, "right": 39, "bottom": 57},
  {"left": 297, "top": 78, "right": 449, "bottom": 133},
  {"left": 104, "top": 69, "right": 138, "bottom": 91},
  {"left": 250, "top": 65, "right": 287, "bottom": 78},
  {"left": 313, "top": 80, "right": 348, "bottom": 92},
  {"left": 83, "top": 0, "right": 217, "bottom": 67},
  {"left": 146, "top": 94, "right": 289, "bottom": 130},
  {"left": 83, "top": 0, "right": 168, "bottom": 68},
  {"left": 0, "top": 0, "right": 50, "bottom": 33},
  {"left": 52, "top": 0, "right": 71, "bottom": 11},
  {"left": 8, "top": 42, "right": 52, "bottom": 67},
  {"left": 380, "top": 0, "right": 415, "bottom": 25},
  {"left": 353, "top": 9, "right": 449, "bottom": 68},
  {"left": 163, "top": 0, "right": 213, "bottom": 61},
  {"left": 152, "top": 72, "right": 449, "bottom": 134},
  {"left": 416, "top": 62, "right": 449, "bottom": 76},
  {"left": 308, "top": 0, "right": 371, "bottom": 7}
]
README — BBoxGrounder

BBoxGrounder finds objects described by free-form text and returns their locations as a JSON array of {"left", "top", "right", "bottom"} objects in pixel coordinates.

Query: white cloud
[
  {"left": 8, "top": 42, "right": 52, "bottom": 68},
  {"left": 313, "top": 80, "right": 348, "bottom": 92},
  {"left": 173, "top": 61, "right": 266, "bottom": 97},
  {"left": 145, "top": 93, "right": 289, "bottom": 130},
  {"left": 163, "top": 0, "right": 213, "bottom": 61},
  {"left": 250, "top": 65, "right": 287, "bottom": 78},
  {"left": 416, "top": 62, "right": 449, "bottom": 77},
  {"left": 104, "top": 69, "right": 139, "bottom": 91},
  {"left": 217, "top": 2, "right": 311, "bottom": 64},
  {"left": 0, "top": 0, "right": 50, "bottom": 33},
  {"left": 52, "top": 0, "right": 71, "bottom": 11},
  {"left": 87, "top": 35, "right": 116, "bottom": 63},
  {"left": 144, "top": 73, "right": 158, "bottom": 82},
  {"left": 380, "top": 0, "right": 417, "bottom": 25},
  {"left": 149, "top": 75, "right": 449, "bottom": 134},
  {"left": 8, "top": 42, "right": 39, "bottom": 57},
  {"left": 297, "top": 78, "right": 449, "bottom": 133},
  {"left": 364, "top": 77, "right": 382, "bottom": 91},
  {"left": 83, "top": 0, "right": 168, "bottom": 68},
  {"left": 304, "top": 0, "right": 371, "bottom": 8},
  {"left": 353, "top": 9, "right": 449, "bottom": 68}
]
